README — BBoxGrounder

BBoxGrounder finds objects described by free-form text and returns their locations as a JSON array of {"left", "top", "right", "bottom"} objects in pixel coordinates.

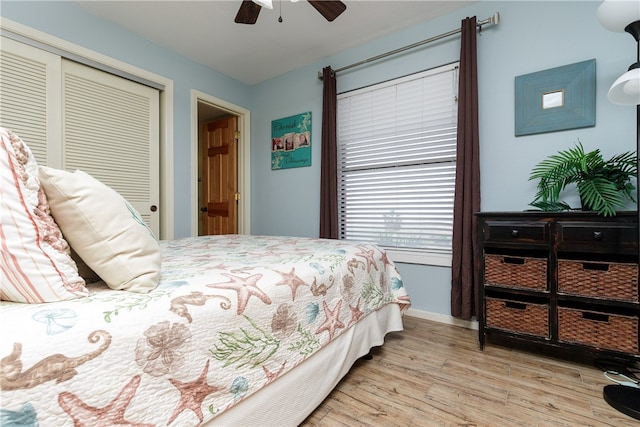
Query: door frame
[{"left": 191, "top": 90, "right": 251, "bottom": 236}]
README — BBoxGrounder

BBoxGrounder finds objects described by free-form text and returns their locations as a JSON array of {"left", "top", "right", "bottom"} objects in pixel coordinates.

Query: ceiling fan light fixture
[
  {"left": 237, "top": 0, "right": 346, "bottom": 24},
  {"left": 253, "top": 0, "right": 273, "bottom": 10}
]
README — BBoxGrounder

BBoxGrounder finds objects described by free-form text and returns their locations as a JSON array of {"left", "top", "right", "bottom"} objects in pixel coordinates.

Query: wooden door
[{"left": 201, "top": 116, "right": 238, "bottom": 235}]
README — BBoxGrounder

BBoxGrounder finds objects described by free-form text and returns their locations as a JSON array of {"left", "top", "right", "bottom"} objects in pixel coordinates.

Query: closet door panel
[
  {"left": 0, "top": 39, "right": 160, "bottom": 236},
  {"left": 0, "top": 36, "right": 61, "bottom": 166},
  {"left": 61, "top": 60, "right": 160, "bottom": 235}
]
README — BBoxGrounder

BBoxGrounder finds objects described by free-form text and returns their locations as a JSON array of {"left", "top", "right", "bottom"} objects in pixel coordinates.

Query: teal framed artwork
[
  {"left": 271, "top": 112, "right": 312, "bottom": 170},
  {"left": 515, "top": 59, "right": 596, "bottom": 136}
]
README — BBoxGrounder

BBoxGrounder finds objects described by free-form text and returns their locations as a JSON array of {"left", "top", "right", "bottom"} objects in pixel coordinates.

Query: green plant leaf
[
  {"left": 529, "top": 140, "right": 637, "bottom": 216},
  {"left": 576, "top": 178, "right": 624, "bottom": 216},
  {"left": 529, "top": 200, "right": 574, "bottom": 212}
]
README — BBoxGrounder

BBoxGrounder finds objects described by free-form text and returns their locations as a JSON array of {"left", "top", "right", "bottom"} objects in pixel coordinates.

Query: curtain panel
[
  {"left": 451, "top": 16, "right": 480, "bottom": 320},
  {"left": 319, "top": 66, "right": 338, "bottom": 239}
]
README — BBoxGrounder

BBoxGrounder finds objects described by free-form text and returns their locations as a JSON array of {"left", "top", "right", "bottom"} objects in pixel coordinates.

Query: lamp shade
[
  {"left": 253, "top": 0, "right": 273, "bottom": 9},
  {"left": 608, "top": 67, "right": 640, "bottom": 105},
  {"left": 597, "top": 0, "right": 640, "bottom": 32}
]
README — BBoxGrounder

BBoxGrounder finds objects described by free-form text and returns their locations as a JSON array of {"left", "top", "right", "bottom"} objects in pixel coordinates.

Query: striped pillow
[{"left": 0, "top": 128, "right": 88, "bottom": 303}]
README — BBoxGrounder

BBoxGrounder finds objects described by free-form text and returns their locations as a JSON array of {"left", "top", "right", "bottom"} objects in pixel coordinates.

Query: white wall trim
[
  {"left": 387, "top": 248, "right": 452, "bottom": 267},
  {"left": 405, "top": 308, "right": 478, "bottom": 331},
  {"left": 191, "top": 90, "right": 251, "bottom": 236},
  {"left": 0, "top": 17, "right": 175, "bottom": 240}
]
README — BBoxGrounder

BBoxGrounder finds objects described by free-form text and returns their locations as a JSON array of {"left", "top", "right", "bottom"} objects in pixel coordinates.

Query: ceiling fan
[{"left": 235, "top": 0, "right": 347, "bottom": 25}]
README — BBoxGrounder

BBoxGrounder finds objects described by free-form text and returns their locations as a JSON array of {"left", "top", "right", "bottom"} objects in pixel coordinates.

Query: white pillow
[
  {"left": 38, "top": 166, "right": 160, "bottom": 293},
  {"left": 0, "top": 128, "right": 88, "bottom": 303}
]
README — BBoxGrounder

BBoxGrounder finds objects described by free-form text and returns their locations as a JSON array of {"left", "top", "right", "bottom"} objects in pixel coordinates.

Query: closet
[{"left": 0, "top": 36, "right": 160, "bottom": 235}]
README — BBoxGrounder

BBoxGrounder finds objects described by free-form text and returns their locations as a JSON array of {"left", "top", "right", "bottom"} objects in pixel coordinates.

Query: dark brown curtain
[
  {"left": 319, "top": 66, "right": 338, "bottom": 239},
  {"left": 451, "top": 17, "right": 480, "bottom": 320}
]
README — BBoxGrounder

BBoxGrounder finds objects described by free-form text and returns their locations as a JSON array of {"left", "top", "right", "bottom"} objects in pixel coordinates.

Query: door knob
[{"left": 200, "top": 207, "right": 208, "bottom": 212}]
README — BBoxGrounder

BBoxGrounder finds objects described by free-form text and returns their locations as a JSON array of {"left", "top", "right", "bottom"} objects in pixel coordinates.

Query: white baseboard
[{"left": 404, "top": 308, "right": 479, "bottom": 331}]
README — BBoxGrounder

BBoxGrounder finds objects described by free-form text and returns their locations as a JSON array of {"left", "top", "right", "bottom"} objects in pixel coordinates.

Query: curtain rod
[{"left": 318, "top": 12, "right": 500, "bottom": 80}]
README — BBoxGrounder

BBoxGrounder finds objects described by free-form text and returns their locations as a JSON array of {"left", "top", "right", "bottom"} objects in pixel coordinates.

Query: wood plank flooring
[{"left": 301, "top": 315, "right": 639, "bottom": 427}]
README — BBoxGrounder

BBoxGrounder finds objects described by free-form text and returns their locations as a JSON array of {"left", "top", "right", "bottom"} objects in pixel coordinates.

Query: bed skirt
[{"left": 211, "top": 303, "right": 404, "bottom": 426}]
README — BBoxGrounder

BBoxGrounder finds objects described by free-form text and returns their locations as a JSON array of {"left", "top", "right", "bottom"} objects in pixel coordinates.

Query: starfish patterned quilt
[{"left": 0, "top": 234, "right": 410, "bottom": 426}]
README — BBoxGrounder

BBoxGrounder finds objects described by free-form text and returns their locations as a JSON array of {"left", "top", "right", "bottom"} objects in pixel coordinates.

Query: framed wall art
[
  {"left": 515, "top": 59, "right": 596, "bottom": 136},
  {"left": 271, "top": 112, "right": 312, "bottom": 170}
]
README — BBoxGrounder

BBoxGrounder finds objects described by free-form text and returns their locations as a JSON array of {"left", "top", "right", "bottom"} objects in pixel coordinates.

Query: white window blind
[{"left": 337, "top": 64, "right": 458, "bottom": 255}]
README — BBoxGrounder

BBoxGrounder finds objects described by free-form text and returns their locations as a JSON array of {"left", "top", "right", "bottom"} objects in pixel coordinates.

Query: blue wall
[
  {"left": 249, "top": 1, "right": 636, "bottom": 317},
  {"left": 2, "top": 1, "right": 636, "bottom": 319}
]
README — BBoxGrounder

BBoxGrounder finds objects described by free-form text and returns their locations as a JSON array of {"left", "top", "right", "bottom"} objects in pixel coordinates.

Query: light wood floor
[{"left": 301, "top": 315, "right": 639, "bottom": 427}]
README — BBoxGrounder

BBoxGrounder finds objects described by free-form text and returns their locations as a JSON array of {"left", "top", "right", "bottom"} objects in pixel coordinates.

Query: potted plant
[{"left": 529, "top": 141, "right": 637, "bottom": 217}]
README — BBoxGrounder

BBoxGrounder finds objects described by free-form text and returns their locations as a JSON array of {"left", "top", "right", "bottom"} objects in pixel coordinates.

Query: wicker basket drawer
[
  {"left": 558, "top": 260, "right": 639, "bottom": 303},
  {"left": 485, "top": 297, "right": 549, "bottom": 338},
  {"left": 558, "top": 307, "right": 639, "bottom": 354},
  {"left": 484, "top": 255, "right": 547, "bottom": 291}
]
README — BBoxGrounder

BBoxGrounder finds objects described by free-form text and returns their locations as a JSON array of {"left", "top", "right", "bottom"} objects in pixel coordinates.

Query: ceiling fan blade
[
  {"left": 308, "top": 0, "right": 347, "bottom": 22},
  {"left": 235, "top": 0, "right": 262, "bottom": 24}
]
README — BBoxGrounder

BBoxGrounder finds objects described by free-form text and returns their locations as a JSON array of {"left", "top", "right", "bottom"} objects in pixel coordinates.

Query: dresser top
[{"left": 476, "top": 211, "right": 638, "bottom": 220}]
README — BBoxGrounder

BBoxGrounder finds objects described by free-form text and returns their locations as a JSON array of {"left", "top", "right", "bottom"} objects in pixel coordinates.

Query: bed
[{"left": 0, "top": 128, "right": 410, "bottom": 426}]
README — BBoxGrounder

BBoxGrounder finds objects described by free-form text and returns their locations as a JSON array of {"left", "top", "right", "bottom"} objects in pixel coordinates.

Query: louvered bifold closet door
[
  {"left": 0, "top": 37, "right": 61, "bottom": 166},
  {"left": 61, "top": 60, "right": 160, "bottom": 236}
]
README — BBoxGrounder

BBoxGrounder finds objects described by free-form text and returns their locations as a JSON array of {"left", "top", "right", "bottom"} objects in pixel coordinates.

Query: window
[{"left": 337, "top": 63, "right": 458, "bottom": 264}]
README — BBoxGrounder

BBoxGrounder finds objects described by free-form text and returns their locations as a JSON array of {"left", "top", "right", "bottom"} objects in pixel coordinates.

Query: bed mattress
[{"left": 0, "top": 234, "right": 409, "bottom": 426}]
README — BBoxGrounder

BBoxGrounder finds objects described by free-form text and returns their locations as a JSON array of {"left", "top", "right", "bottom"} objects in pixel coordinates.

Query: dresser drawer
[
  {"left": 485, "top": 255, "right": 548, "bottom": 291},
  {"left": 557, "top": 222, "right": 638, "bottom": 254},
  {"left": 558, "top": 259, "right": 639, "bottom": 303},
  {"left": 486, "top": 297, "right": 549, "bottom": 338},
  {"left": 558, "top": 307, "right": 639, "bottom": 354},
  {"left": 483, "top": 221, "right": 550, "bottom": 245}
]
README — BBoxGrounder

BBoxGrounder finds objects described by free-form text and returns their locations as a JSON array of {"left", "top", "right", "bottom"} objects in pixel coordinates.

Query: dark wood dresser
[{"left": 476, "top": 211, "right": 639, "bottom": 361}]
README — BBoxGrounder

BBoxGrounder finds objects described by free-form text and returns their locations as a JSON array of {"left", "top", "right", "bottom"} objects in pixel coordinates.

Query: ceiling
[{"left": 74, "top": 0, "right": 475, "bottom": 86}]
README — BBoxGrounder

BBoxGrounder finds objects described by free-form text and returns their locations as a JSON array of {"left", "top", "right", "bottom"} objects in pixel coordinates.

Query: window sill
[{"left": 385, "top": 248, "right": 452, "bottom": 267}]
